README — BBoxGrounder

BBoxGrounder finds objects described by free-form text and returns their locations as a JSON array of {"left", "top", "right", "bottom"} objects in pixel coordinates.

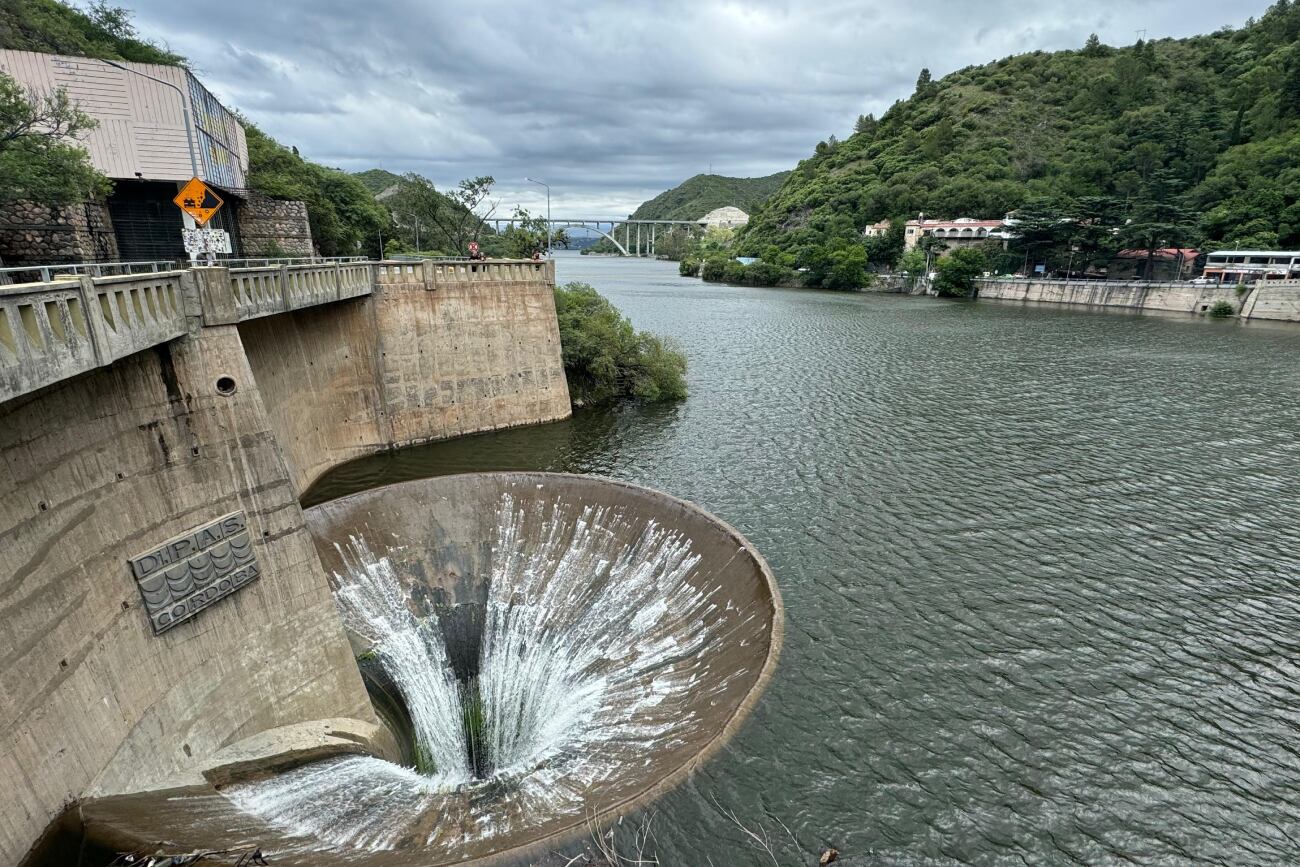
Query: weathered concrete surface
[
  {"left": 239, "top": 260, "right": 571, "bottom": 493},
  {"left": 74, "top": 472, "right": 784, "bottom": 867},
  {"left": 0, "top": 324, "right": 376, "bottom": 866},
  {"left": 1239, "top": 280, "right": 1300, "bottom": 322},
  {"left": 975, "top": 277, "right": 1242, "bottom": 314}
]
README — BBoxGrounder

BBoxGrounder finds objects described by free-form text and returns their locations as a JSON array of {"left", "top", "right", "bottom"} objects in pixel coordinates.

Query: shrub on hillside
[
  {"left": 1207, "top": 300, "right": 1236, "bottom": 318},
  {"left": 553, "top": 282, "right": 687, "bottom": 405},
  {"left": 679, "top": 256, "right": 701, "bottom": 277}
]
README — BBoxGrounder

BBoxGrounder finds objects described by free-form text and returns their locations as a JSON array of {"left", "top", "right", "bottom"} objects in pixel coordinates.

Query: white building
[{"left": 699, "top": 206, "right": 749, "bottom": 229}]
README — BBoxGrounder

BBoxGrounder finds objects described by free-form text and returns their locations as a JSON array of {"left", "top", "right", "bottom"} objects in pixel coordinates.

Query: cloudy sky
[{"left": 116, "top": 0, "right": 1265, "bottom": 217}]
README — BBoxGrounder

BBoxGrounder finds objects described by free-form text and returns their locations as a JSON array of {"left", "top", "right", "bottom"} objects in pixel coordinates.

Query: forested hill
[
  {"left": 738, "top": 1, "right": 1300, "bottom": 260},
  {"left": 354, "top": 168, "right": 404, "bottom": 195},
  {"left": 630, "top": 172, "right": 790, "bottom": 220}
]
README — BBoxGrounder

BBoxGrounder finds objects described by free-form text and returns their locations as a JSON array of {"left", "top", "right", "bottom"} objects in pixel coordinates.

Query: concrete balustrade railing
[
  {"left": 0, "top": 259, "right": 556, "bottom": 405},
  {"left": 208, "top": 262, "right": 375, "bottom": 325},
  {"left": 376, "top": 258, "right": 555, "bottom": 288},
  {"left": 0, "top": 272, "right": 187, "bottom": 404}
]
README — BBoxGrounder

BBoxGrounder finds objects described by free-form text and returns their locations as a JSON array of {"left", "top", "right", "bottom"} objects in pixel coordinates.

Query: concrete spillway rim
[{"left": 317, "top": 470, "right": 785, "bottom": 866}]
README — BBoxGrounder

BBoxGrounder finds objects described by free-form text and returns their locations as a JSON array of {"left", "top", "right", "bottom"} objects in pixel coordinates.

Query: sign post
[{"left": 173, "top": 177, "right": 225, "bottom": 264}]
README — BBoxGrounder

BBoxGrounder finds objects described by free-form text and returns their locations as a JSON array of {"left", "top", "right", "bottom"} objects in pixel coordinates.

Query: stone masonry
[
  {"left": 237, "top": 193, "right": 315, "bottom": 257},
  {"left": 0, "top": 199, "right": 119, "bottom": 267}
]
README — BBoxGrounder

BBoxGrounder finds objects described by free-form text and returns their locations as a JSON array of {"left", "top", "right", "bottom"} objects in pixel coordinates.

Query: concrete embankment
[
  {"left": 238, "top": 262, "right": 571, "bottom": 492},
  {"left": 975, "top": 277, "right": 1300, "bottom": 322}
]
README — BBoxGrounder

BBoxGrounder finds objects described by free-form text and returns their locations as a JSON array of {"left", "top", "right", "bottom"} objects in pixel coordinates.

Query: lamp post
[
  {"left": 102, "top": 60, "right": 203, "bottom": 263},
  {"left": 524, "top": 177, "right": 551, "bottom": 257},
  {"left": 396, "top": 212, "right": 421, "bottom": 253}
]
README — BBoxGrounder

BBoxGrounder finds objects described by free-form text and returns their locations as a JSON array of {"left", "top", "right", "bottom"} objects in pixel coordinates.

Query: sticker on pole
[{"left": 173, "top": 177, "right": 224, "bottom": 226}]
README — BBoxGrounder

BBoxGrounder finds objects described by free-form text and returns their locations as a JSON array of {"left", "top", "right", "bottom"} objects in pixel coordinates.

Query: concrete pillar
[
  {"left": 651, "top": 224, "right": 656, "bottom": 257},
  {"left": 636, "top": 223, "right": 642, "bottom": 257}
]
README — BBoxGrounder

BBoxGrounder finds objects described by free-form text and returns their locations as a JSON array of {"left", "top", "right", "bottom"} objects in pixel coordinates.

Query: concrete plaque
[{"left": 129, "top": 511, "right": 260, "bottom": 634}]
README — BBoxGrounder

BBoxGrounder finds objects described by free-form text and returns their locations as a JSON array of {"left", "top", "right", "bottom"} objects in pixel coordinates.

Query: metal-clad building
[
  {"left": 0, "top": 50, "right": 249, "bottom": 261},
  {"left": 0, "top": 50, "right": 247, "bottom": 186}
]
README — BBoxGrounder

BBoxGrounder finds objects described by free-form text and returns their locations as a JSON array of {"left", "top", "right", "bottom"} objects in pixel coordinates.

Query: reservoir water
[{"left": 308, "top": 254, "right": 1300, "bottom": 865}]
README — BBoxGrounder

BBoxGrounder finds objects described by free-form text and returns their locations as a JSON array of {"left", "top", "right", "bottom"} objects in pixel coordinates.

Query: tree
[
  {"left": 915, "top": 68, "right": 936, "bottom": 98},
  {"left": 1082, "top": 33, "right": 1105, "bottom": 57},
  {"left": 933, "top": 247, "right": 988, "bottom": 298},
  {"left": 1119, "top": 171, "right": 1198, "bottom": 280},
  {"left": 498, "top": 207, "right": 548, "bottom": 258},
  {"left": 244, "top": 123, "right": 388, "bottom": 257},
  {"left": 0, "top": 73, "right": 108, "bottom": 207},
  {"left": 863, "top": 218, "right": 905, "bottom": 268},
  {"left": 427, "top": 176, "right": 498, "bottom": 255},
  {"left": 854, "top": 113, "right": 878, "bottom": 137},
  {"left": 388, "top": 172, "right": 445, "bottom": 252}
]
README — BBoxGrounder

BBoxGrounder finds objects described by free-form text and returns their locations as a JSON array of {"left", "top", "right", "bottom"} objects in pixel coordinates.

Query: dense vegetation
[
  {"left": 0, "top": 0, "right": 180, "bottom": 64},
  {"left": 553, "top": 282, "right": 687, "bottom": 405},
  {"left": 629, "top": 172, "right": 790, "bottom": 221},
  {"left": 243, "top": 124, "right": 388, "bottom": 256},
  {"left": 735, "top": 2, "right": 1300, "bottom": 285}
]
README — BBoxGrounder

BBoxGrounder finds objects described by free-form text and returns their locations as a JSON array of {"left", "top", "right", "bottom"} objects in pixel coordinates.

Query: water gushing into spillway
[{"left": 224, "top": 487, "right": 764, "bottom": 857}]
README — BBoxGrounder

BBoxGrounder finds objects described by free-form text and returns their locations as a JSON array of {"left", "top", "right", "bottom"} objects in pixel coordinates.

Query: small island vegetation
[{"left": 553, "top": 282, "right": 687, "bottom": 405}]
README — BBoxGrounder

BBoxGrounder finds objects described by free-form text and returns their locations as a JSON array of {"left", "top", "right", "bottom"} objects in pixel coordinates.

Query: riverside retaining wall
[
  {"left": 974, "top": 277, "right": 1242, "bottom": 314},
  {"left": 976, "top": 277, "right": 1300, "bottom": 322}
]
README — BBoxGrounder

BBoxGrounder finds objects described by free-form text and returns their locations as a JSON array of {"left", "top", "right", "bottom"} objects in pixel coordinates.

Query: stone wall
[
  {"left": 975, "top": 278, "right": 1241, "bottom": 314},
  {"left": 0, "top": 200, "right": 119, "bottom": 267},
  {"left": 236, "top": 193, "right": 314, "bottom": 258},
  {"left": 975, "top": 277, "right": 1300, "bottom": 323},
  {"left": 0, "top": 326, "right": 376, "bottom": 865},
  {"left": 238, "top": 260, "right": 572, "bottom": 493},
  {"left": 1240, "top": 280, "right": 1300, "bottom": 322}
]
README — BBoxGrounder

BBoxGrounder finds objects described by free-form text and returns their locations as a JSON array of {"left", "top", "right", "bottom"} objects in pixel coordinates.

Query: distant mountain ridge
[{"left": 629, "top": 172, "right": 791, "bottom": 221}]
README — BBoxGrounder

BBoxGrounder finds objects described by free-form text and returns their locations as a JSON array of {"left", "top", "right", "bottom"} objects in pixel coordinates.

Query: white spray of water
[
  {"left": 332, "top": 537, "right": 471, "bottom": 785},
  {"left": 226, "top": 490, "right": 736, "bottom": 855}
]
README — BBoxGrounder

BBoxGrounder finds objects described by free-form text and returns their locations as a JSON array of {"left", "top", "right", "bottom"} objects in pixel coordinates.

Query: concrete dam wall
[
  {"left": 0, "top": 260, "right": 571, "bottom": 864},
  {"left": 975, "top": 277, "right": 1300, "bottom": 322},
  {"left": 237, "top": 262, "right": 571, "bottom": 492}
]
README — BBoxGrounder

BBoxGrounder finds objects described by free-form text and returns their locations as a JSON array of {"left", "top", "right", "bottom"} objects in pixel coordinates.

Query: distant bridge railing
[{"left": 0, "top": 271, "right": 187, "bottom": 404}]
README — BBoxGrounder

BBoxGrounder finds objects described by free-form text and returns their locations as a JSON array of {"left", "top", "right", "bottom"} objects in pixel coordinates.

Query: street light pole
[
  {"left": 397, "top": 212, "right": 421, "bottom": 253},
  {"left": 525, "top": 177, "right": 551, "bottom": 257},
  {"left": 102, "top": 60, "right": 203, "bottom": 264}
]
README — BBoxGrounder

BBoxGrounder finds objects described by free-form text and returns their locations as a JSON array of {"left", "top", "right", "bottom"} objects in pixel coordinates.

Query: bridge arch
[{"left": 551, "top": 222, "right": 630, "bottom": 256}]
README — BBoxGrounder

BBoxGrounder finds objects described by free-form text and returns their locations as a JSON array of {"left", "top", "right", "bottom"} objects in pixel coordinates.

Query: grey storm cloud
[{"left": 114, "top": 0, "right": 1262, "bottom": 217}]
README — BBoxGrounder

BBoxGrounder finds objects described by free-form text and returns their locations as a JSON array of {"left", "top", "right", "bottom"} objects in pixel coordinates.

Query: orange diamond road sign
[{"left": 173, "top": 177, "right": 224, "bottom": 226}]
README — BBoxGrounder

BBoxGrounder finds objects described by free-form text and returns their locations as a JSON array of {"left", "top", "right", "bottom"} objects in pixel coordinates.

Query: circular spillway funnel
[{"left": 86, "top": 473, "right": 782, "bottom": 866}]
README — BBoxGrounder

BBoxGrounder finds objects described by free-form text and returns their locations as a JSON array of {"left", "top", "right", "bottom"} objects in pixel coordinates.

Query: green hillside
[
  {"left": 354, "top": 168, "right": 404, "bottom": 196},
  {"left": 738, "top": 2, "right": 1300, "bottom": 270},
  {"left": 630, "top": 172, "right": 790, "bottom": 220}
]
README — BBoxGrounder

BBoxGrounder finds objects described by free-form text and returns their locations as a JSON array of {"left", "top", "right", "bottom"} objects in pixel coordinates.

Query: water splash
[{"left": 225, "top": 489, "right": 740, "bottom": 855}]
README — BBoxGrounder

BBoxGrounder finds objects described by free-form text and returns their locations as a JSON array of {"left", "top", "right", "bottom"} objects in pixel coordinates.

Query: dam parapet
[{"left": 0, "top": 259, "right": 571, "bottom": 865}]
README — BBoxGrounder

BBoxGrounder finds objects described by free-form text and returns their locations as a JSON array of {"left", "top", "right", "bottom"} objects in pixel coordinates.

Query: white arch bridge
[{"left": 487, "top": 218, "right": 705, "bottom": 257}]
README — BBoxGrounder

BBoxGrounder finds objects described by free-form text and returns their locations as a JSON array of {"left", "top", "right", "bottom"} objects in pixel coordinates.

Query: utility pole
[{"left": 525, "top": 177, "right": 551, "bottom": 256}]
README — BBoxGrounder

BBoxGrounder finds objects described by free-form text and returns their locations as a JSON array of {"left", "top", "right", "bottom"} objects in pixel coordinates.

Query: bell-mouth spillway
[{"left": 81, "top": 472, "right": 783, "bottom": 866}]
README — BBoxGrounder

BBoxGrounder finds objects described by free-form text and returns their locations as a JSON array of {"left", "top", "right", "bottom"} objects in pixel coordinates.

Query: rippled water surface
[{"left": 310, "top": 254, "right": 1300, "bottom": 865}]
